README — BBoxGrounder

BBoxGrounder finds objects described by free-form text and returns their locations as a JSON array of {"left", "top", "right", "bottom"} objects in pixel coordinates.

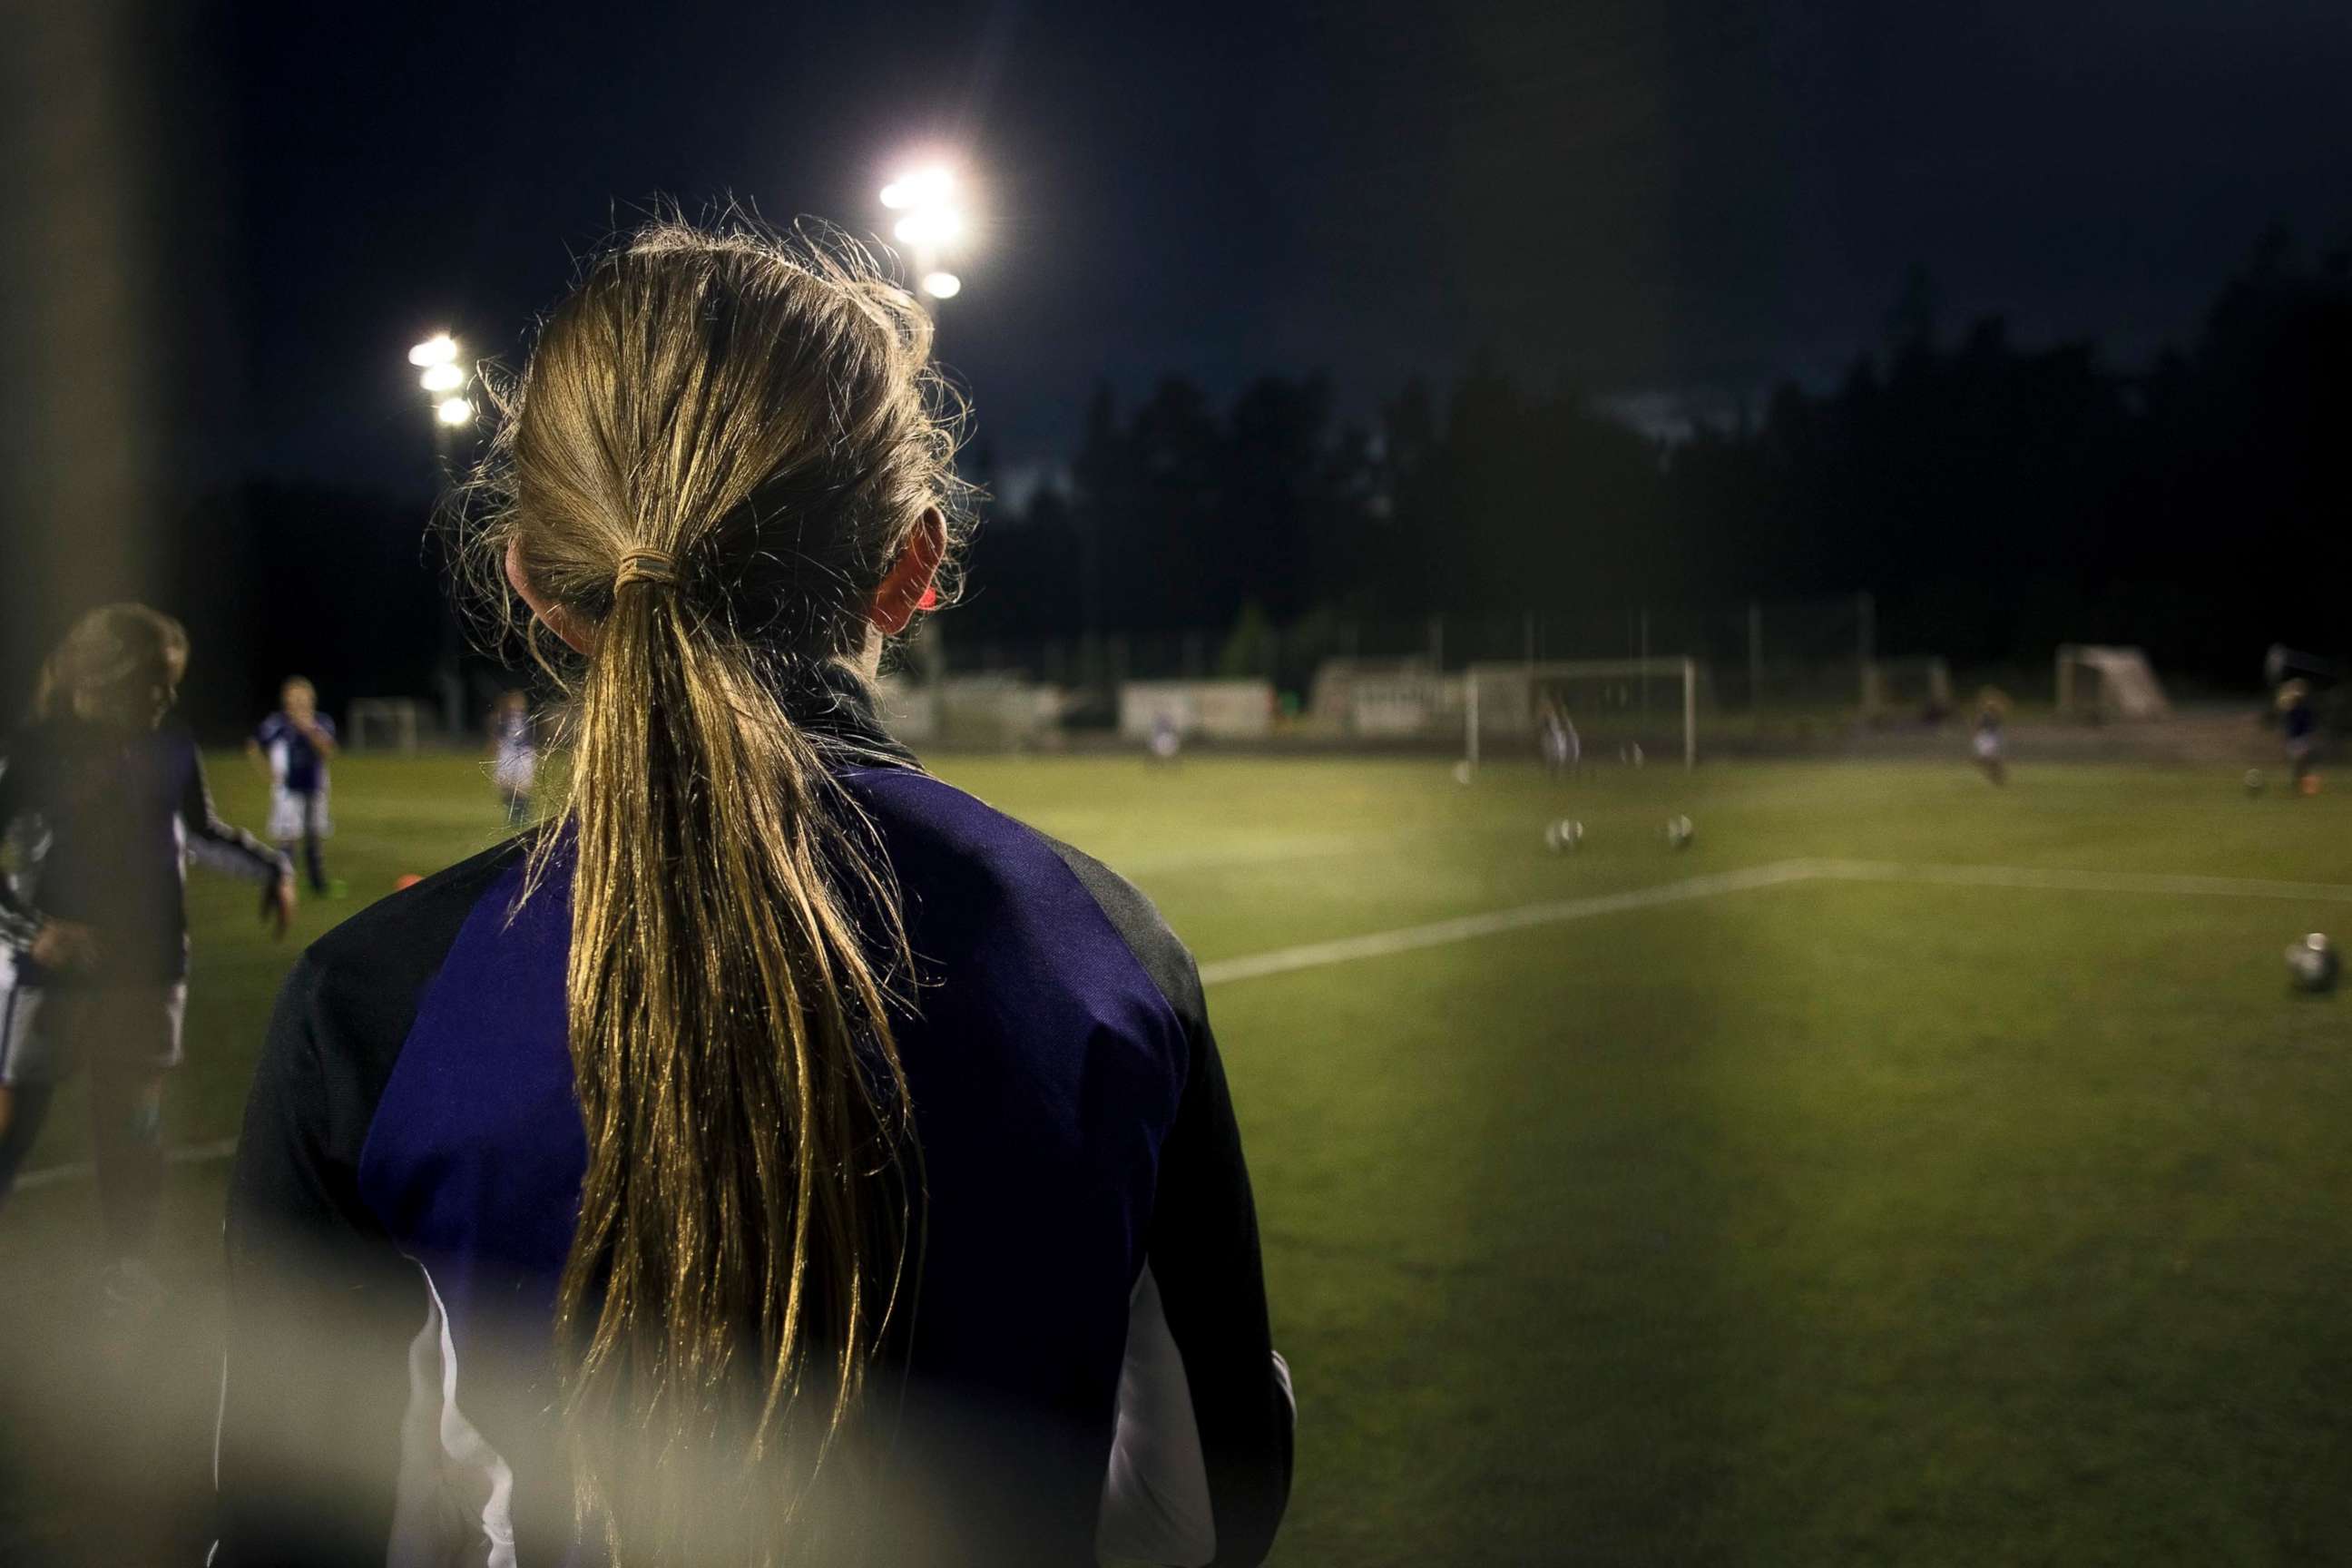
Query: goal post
[
  {"left": 1465, "top": 658, "right": 1699, "bottom": 772},
  {"left": 346, "top": 698, "right": 426, "bottom": 753},
  {"left": 2054, "top": 644, "right": 2171, "bottom": 721}
]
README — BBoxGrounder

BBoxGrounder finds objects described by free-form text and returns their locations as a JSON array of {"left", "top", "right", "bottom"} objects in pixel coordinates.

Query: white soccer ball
[
  {"left": 2287, "top": 932, "right": 2339, "bottom": 994},
  {"left": 2244, "top": 769, "right": 2266, "bottom": 797},
  {"left": 1544, "top": 818, "right": 1584, "bottom": 853},
  {"left": 1666, "top": 814, "right": 1694, "bottom": 849}
]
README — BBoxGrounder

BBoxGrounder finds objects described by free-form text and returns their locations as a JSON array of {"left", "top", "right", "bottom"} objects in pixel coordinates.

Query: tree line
[
  {"left": 74, "top": 225, "right": 2352, "bottom": 739},
  {"left": 957, "top": 228, "right": 2352, "bottom": 689}
]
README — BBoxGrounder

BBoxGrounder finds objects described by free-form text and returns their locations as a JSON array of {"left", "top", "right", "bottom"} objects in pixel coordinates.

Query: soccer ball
[
  {"left": 1665, "top": 815, "right": 1694, "bottom": 850},
  {"left": 1544, "top": 818, "right": 1584, "bottom": 853},
  {"left": 2287, "top": 933, "right": 2339, "bottom": 994},
  {"left": 2244, "top": 769, "right": 2266, "bottom": 797}
]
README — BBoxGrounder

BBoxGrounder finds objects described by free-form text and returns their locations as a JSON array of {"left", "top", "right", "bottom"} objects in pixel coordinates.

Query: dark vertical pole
[{"left": 1749, "top": 600, "right": 1763, "bottom": 713}]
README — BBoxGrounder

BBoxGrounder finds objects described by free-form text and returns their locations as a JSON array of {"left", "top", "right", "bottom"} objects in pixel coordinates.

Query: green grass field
[{"left": 6, "top": 750, "right": 2352, "bottom": 1564}]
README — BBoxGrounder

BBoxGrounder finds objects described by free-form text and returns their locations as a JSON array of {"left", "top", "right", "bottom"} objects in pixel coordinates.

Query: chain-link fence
[{"left": 933, "top": 593, "right": 1931, "bottom": 727}]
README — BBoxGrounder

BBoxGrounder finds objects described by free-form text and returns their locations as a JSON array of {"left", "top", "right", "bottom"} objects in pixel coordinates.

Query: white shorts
[
  {"left": 1973, "top": 732, "right": 2003, "bottom": 760},
  {"left": 0, "top": 980, "right": 188, "bottom": 1083},
  {"left": 270, "top": 783, "right": 332, "bottom": 842},
  {"left": 492, "top": 752, "right": 538, "bottom": 796}
]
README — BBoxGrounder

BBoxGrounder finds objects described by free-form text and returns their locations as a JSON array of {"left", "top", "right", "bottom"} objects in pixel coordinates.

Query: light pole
[
  {"left": 408, "top": 332, "right": 474, "bottom": 483},
  {"left": 408, "top": 332, "right": 474, "bottom": 738},
  {"left": 879, "top": 164, "right": 968, "bottom": 312}
]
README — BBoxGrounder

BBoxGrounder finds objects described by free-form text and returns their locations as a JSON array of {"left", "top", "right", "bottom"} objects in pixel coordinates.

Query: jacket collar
[{"left": 783, "top": 657, "right": 919, "bottom": 771}]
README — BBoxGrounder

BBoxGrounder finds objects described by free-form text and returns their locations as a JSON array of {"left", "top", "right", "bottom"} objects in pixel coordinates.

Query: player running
[
  {"left": 1149, "top": 705, "right": 1183, "bottom": 764},
  {"left": 215, "top": 223, "right": 1293, "bottom": 1567},
  {"left": 1537, "top": 696, "right": 1580, "bottom": 779},
  {"left": 2278, "top": 679, "right": 2320, "bottom": 794},
  {"left": 1972, "top": 687, "right": 2009, "bottom": 785},
  {"left": 488, "top": 689, "right": 539, "bottom": 824},
  {"left": 0, "top": 605, "right": 293, "bottom": 1319},
  {"left": 248, "top": 677, "right": 339, "bottom": 897}
]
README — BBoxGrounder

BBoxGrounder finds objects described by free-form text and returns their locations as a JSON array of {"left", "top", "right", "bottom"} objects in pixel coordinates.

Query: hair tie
[{"left": 613, "top": 548, "right": 678, "bottom": 593}]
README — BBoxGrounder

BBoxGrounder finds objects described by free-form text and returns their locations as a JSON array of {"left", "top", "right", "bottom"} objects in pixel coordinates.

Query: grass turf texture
[{"left": 5, "top": 751, "right": 2352, "bottom": 1564}]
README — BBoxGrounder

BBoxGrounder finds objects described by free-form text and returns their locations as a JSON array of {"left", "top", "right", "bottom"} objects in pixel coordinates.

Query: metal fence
[{"left": 930, "top": 593, "right": 1913, "bottom": 719}]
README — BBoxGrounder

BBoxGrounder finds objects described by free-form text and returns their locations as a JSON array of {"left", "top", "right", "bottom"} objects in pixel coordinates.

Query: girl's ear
[
  {"left": 868, "top": 509, "right": 947, "bottom": 636},
  {"left": 505, "top": 536, "right": 598, "bottom": 656}
]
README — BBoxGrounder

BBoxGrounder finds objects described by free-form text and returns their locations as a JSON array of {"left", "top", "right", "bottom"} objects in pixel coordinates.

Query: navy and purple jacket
[
  {"left": 0, "top": 716, "right": 288, "bottom": 988},
  {"left": 213, "top": 671, "right": 1293, "bottom": 1566}
]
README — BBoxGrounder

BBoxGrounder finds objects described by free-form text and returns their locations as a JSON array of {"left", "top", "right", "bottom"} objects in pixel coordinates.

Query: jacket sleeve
[
  {"left": 1039, "top": 829, "right": 1295, "bottom": 1567},
  {"left": 180, "top": 746, "right": 291, "bottom": 884},
  {"left": 212, "top": 951, "right": 425, "bottom": 1567},
  {"left": 1132, "top": 995, "right": 1295, "bottom": 1566}
]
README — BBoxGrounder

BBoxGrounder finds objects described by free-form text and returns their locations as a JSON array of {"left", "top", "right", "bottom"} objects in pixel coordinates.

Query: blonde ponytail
[{"left": 467, "top": 218, "right": 964, "bottom": 1562}]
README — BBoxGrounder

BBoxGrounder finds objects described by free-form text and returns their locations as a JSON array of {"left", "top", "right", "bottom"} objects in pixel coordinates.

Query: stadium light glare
[
  {"left": 897, "top": 209, "right": 966, "bottom": 247},
  {"left": 407, "top": 333, "right": 457, "bottom": 368},
  {"left": 881, "top": 160, "right": 971, "bottom": 312},
  {"left": 435, "top": 397, "right": 475, "bottom": 426},
  {"left": 418, "top": 362, "right": 465, "bottom": 393}
]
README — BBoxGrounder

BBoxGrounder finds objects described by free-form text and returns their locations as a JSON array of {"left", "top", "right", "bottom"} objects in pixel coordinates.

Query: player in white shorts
[
  {"left": 250, "top": 676, "right": 338, "bottom": 897},
  {"left": 1972, "top": 687, "right": 2009, "bottom": 785},
  {"left": 489, "top": 689, "right": 540, "bottom": 824}
]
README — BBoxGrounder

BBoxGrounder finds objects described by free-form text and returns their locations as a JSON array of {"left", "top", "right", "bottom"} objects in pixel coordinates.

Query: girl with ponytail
[{"left": 215, "top": 220, "right": 1292, "bottom": 1567}]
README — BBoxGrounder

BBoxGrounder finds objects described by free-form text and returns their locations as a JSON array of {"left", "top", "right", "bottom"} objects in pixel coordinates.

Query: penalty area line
[
  {"left": 1195, "top": 859, "right": 1821, "bottom": 988},
  {"left": 1193, "top": 856, "right": 2352, "bottom": 990}
]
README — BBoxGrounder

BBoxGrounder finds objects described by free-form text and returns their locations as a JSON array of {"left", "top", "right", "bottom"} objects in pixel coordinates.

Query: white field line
[
  {"left": 22, "top": 858, "right": 2352, "bottom": 1187},
  {"left": 1195, "top": 857, "right": 2352, "bottom": 990},
  {"left": 1195, "top": 859, "right": 1820, "bottom": 987}
]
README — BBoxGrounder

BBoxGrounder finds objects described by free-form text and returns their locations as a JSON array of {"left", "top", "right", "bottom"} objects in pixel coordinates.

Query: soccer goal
[
  {"left": 2054, "top": 645, "right": 2171, "bottom": 721},
  {"left": 1464, "top": 658, "right": 1699, "bottom": 772},
  {"left": 1862, "top": 655, "right": 1954, "bottom": 721},
  {"left": 347, "top": 698, "right": 426, "bottom": 752}
]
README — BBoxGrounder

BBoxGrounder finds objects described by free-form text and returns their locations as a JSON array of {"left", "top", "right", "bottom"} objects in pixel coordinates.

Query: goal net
[
  {"left": 1861, "top": 656, "right": 1954, "bottom": 722},
  {"left": 2054, "top": 645, "right": 2171, "bottom": 721},
  {"left": 1465, "top": 659, "right": 1698, "bottom": 772},
  {"left": 347, "top": 698, "right": 426, "bottom": 753}
]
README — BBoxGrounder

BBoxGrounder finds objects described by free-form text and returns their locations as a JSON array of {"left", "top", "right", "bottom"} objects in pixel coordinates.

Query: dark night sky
[{"left": 200, "top": 0, "right": 2352, "bottom": 496}]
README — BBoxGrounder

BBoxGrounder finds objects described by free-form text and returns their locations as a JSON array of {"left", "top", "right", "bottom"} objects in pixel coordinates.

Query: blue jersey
[
  {"left": 254, "top": 710, "right": 336, "bottom": 794},
  {"left": 216, "top": 667, "right": 1293, "bottom": 1566}
]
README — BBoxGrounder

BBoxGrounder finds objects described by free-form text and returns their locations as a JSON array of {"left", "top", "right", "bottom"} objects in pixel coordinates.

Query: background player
[
  {"left": 2278, "top": 678, "right": 2319, "bottom": 794},
  {"left": 1148, "top": 705, "right": 1182, "bottom": 765},
  {"left": 487, "top": 689, "right": 539, "bottom": 824},
  {"left": 1538, "top": 696, "right": 1580, "bottom": 779},
  {"left": 247, "top": 677, "right": 338, "bottom": 897},
  {"left": 0, "top": 604, "right": 293, "bottom": 1321},
  {"left": 1973, "top": 687, "right": 2009, "bottom": 785}
]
